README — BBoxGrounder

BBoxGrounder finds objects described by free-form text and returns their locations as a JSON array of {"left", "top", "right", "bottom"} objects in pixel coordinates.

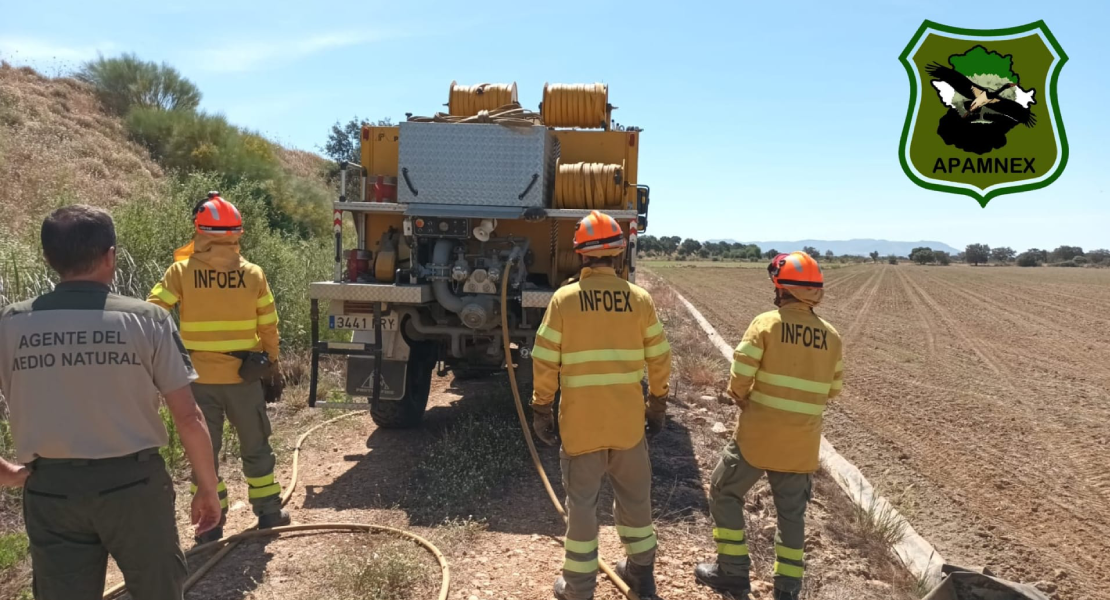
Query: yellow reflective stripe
[
  {"left": 749, "top": 391, "right": 825, "bottom": 416},
  {"left": 731, "top": 361, "right": 757, "bottom": 377},
  {"left": 835, "top": 360, "right": 843, "bottom": 372},
  {"left": 256, "top": 292, "right": 275, "bottom": 308},
  {"left": 247, "top": 483, "right": 281, "bottom": 499},
  {"left": 775, "top": 544, "right": 805, "bottom": 561},
  {"left": 717, "top": 542, "right": 750, "bottom": 556},
  {"left": 737, "top": 341, "right": 763, "bottom": 360},
  {"left": 182, "top": 338, "right": 260, "bottom": 352},
  {"left": 246, "top": 473, "right": 275, "bottom": 487},
  {"left": 756, "top": 371, "right": 831, "bottom": 395},
  {"left": 713, "top": 527, "right": 745, "bottom": 542},
  {"left": 257, "top": 311, "right": 279, "bottom": 325},
  {"left": 624, "top": 534, "right": 657, "bottom": 555},
  {"left": 563, "top": 557, "right": 599, "bottom": 573},
  {"left": 562, "top": 369, "right": 643, "bottom": 389},
  {"left": 644, "top": 321, "right": 663, "bottom": 338},
  {"left": 190, "top": 481, "right": 228, "bottom": 494},
  {"left": 220, "top": 496, "right": 229, "bottom": 509},
  {"left": 151, "top": 283, "right": 178, "bottom": 305},
  {"left": 564, "top": 538, "right": 598, "bottom": 554},
  {"left": 774, "top": 561, "right": 804, "bottom": 578},
  {"left": 644, "top": 340, "right": 670, "bottom": 358},
  {"left": 830, "top": 379, "right": 843, "bottom": 391},
  {"left": 531, "top": 346, "right": 561, "bottom": 363},
  {"left": 616, "top": 524, "right": 655, "bottom": 538},
  {"left": 563, "top": 348, "right": 644, "bottom": 365},
  {"left": 538, "top": 324, "right": 562, "bottom": 344},
  {"left": 180, "top": 318, "right": 258, "bottom": 332}
]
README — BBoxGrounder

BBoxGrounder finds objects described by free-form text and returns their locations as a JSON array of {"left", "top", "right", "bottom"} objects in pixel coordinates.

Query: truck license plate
[{"left": 329, "top": 315, "right": 398, "bottom": 331}]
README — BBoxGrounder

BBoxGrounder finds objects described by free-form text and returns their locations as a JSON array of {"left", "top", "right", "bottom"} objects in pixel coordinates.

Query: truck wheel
[{"left": 370, "top": 343, "right": 437, "bottom": 429}]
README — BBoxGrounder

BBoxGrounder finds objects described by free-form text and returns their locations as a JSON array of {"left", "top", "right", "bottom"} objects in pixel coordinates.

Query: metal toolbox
[{"left": 396, "top": 122, "right": 557, "bottom": 207}]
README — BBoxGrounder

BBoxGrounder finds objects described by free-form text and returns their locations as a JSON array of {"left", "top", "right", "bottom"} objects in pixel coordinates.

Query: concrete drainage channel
[{"left": 671, "top": 289, "right": 947, "bottom": 591}]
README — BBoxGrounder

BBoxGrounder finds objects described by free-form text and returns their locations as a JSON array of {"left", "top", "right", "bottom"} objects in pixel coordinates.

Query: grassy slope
[{"left": 0, "top": 61, "right": 339, "bottom": 598}]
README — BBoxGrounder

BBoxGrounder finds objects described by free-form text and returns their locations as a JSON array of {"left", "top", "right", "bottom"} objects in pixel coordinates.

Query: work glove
[
  {"left": 646, "top": 393, "right": 667, "bottom": 437},
  {"left": 261, "top": 360, "right": 285, "bottom": 404},
  {"left": 532, "top": 403, "right": 558, "bottom": 447}
]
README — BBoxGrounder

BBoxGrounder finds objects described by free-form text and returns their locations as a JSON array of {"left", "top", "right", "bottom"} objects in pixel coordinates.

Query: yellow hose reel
[
  {"left": 541, "top": 82, "right": 610, "bottom": 129},
  {"left": 554, "top": 160, "right": 626, "bottom": 210},
  {"left": 447, "top": 81, "right": 518, "bottom": 117}
]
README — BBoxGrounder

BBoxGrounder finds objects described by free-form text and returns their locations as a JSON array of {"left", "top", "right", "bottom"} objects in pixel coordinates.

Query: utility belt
[
  {"left": 28, "top": 447, "right": 161, "bottom": 471},
  {"left": 225, "top": 351, "right": 272, "bottom": 383}
]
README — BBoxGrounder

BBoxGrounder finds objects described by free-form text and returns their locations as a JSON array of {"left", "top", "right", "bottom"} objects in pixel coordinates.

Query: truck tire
[{"left": 370, "top": 342, "right": 437, "bottom": 429}]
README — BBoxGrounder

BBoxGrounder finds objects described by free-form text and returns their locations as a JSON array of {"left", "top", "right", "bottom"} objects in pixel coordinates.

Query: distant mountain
[{"left": 703, "top": 238, "right": 960, "bottom": 257}]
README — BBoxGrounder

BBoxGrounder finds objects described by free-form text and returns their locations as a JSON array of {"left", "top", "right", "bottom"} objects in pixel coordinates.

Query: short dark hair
[
  {"left": 41, "top": 205, "right": 116, "bottom": 276},
  {"left": 581, "top": 255, "right": 617, "bottom": 268}
]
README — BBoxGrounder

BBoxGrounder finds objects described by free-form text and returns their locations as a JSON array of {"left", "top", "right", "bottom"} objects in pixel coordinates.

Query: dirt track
[
  {"left": 133, "top": 359, "right": 916, "bottom": 600},
  {"left": 656, "top": 264, "right": 1110, "bottom": 600}
]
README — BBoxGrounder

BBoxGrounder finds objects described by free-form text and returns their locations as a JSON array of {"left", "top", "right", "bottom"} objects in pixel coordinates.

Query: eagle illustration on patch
[{"left": 898, "top": 21, "right": 1068, "bottom": 206}]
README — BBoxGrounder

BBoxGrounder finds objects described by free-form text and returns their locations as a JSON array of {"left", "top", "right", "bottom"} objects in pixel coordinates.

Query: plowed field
[{"left": 656, "top": 264, "right": 1110, "bottom": 600}]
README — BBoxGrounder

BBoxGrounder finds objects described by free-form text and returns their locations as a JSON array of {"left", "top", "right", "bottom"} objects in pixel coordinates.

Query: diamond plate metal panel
[
  {"left": 309, "top": 282, "right": 432, "bottom": 303},
  {"left": 522, "top": 290, "right": 555, "bottom": 308},
  {"left": 397, "top": 122, "right": 555, "bottom": 207}
]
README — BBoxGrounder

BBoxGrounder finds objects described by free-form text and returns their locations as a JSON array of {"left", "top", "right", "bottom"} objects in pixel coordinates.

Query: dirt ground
[
  {"left": 88, "top": 318, "right": 918, "bottom": 600},
  {"left": 655, "top": 263, "right": 1110, "bottom": 600}
]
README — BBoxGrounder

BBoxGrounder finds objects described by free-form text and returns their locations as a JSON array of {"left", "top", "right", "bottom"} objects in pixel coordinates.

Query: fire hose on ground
[{"left": 101, "top": 413, "right": 451, "bottom": 600}]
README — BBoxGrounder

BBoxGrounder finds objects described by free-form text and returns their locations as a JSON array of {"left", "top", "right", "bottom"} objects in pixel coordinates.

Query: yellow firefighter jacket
[
  {"left": 147, "top": 234, "right": 280, "bottom": 384},
  {"left": 729, "top": 301, "right": 843, "bottom": 473},
  {"left": 532, "top": 267, "right": 672, "bottom": 456}
]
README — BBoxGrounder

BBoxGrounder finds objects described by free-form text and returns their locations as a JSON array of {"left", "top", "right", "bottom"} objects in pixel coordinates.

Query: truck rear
[{"left": 307, "top": 82, "right": 650, "bottom": 427}]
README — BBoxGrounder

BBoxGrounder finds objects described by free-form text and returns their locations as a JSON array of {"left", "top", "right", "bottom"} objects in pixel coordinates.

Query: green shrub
[
  {"left": 78, "top": 53, "right": 201, "bottom": 115},
  {"left": 0, "top": 533, "right": 28, "bottom": 570},
  {"left": 1016, "top": 252, "right": 1041, "bottom": 267}
]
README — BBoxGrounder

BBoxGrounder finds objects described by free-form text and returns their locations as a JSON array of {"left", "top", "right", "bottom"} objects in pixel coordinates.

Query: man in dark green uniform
[{"left": 0, "top": 205, "right": 223, "bottom": 600}]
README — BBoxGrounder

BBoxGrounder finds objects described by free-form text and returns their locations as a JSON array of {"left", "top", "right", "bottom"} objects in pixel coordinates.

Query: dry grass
[
  {"left": 639, "top": 274, "right": 730, "bottom": 400},
  {"left": 0, "top": 62, "right": 162, "bottom": 238}
]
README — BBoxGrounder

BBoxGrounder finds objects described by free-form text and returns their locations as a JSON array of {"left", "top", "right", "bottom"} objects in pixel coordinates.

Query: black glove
[
  {"left": 532, "top": 403, "right": 558, "bottom": 446},
  {"left": 261, "top": 361, "right": 284, "bottom": 404},
  {"left": 645, "top": 393, "right": 667, "bottom": 437}
]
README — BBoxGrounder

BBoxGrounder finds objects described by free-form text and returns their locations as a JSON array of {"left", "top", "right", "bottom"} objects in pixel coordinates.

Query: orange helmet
[
  {"left": 193, "top": 191, "right": 242, "bottom": 235},
  {"left": 768, "top": 251, "right": 824, "bottom": 290},
  {"left": 573, "top": 210, "right": 626, "bottom": 257}
]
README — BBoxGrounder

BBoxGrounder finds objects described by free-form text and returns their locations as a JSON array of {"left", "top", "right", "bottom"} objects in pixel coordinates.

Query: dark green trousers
[
  {"left": 23, "top": 450, "right": 186, "bottom": 600},
  {"left": 192, "top": 381, "right": 282, "bottom": 517},
  {"left": 709, "top": 440, "right": 811, "bottom": 593}
]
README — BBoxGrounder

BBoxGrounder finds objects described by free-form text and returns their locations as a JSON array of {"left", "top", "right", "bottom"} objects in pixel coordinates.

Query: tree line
[{"left": 636, "top": 236, "right": 1109, "bottom": 268}]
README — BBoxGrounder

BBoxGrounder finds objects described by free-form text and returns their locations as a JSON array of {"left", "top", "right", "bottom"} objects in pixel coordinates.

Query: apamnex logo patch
[{"left": 898, "top": 21, "right": 1068, "bottom": 206}]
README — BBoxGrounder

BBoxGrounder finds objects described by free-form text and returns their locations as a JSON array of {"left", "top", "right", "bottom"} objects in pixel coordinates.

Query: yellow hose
[
  {"left": 500, "top": 256, "right": 639, "bottom": 600},
  {"left": 542, "top": 83, "right": 610, "bottom": 129},
  {"left": 448, "top": 81, "right": 518, "bottom": 117},
  {"left": 101, "top": 412, "right": 450, "bottom": 600},
  {"left": 408, "top": 101, "right": 542, "bottom": 127},
  {"left": 554, "top": 160, "right": 625, "bottom": 210}
]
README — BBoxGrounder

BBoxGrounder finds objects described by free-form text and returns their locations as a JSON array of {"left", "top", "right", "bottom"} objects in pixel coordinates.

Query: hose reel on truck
[{"left": 305, "top": 82, "right": 650, "bottom": 430}]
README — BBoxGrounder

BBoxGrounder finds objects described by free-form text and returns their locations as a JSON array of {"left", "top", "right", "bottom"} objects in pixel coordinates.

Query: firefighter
[
  {"left": 531, "top": 210, "right": 673, "bottom": 600},
  {"left": 694, "top": 251, "right": 843, "bottom": 600},
  {"left": 148, "top": 192, "right": 289, "bottom": 544},
  {"left": 0, "top": 205, "right": 222, "bottom": 600}
]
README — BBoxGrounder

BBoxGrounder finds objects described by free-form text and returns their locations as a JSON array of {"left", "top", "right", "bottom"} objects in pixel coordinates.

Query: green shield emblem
[{"left": 898, "top": 20, "right": 1068, "bottom": 207}]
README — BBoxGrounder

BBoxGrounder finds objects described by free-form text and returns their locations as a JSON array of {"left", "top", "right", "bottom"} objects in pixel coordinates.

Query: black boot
[
  {"left": 616, "top": 559, "right": 659, "bottom": 598},
  {"left": 772, "top": 588, "right": 799, "bottom": 600},
  {"left": 553, "top": 575, "right": 593, "bottom": 600},
  {"left": 694, "top": 563, "right": 751, "bottom": 597},
  {"left": 257, "top": 509, "right": 291, "bottom": 529},
  {"left": 193, "top": 513, "right": 227, "bottom": 546}
]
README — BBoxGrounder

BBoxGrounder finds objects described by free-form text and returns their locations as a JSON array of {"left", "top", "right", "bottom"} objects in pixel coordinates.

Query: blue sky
[{"left": 2, "top": 0, "right": 1106, "bottom": 251}]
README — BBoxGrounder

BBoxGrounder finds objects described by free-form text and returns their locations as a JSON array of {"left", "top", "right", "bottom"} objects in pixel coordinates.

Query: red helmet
[
  {"left": 573, "top": 210, "right": 626, "bottom": 257},
  {"left": 193, "top": 192, "right": 242, "bottom": 235},
  {"left": 767, "top": 251, "right": 824, "bottom": 290}
]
